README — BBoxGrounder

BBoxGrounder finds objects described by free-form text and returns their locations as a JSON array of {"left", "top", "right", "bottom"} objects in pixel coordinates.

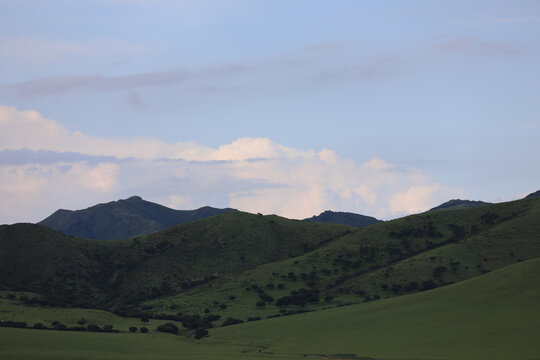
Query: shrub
[
  {"left": 255, "top": 300, "right": 266, "bottom": 308},
  {"left": 324, "top": 295, "right": 334, "bottom": 302},
  {"left": 102, "top": 325, "right": 114, "bottom": 333},
  {"left": 33, "top": 323, "right": 47, "bottom": 330},
  {"left": 194, "top": 328, "right": 209, "bottom": 339},
  {"left": 219, "top": 304, "right": 227, "bottom": 310},
  {"left": 87, "top": 324, "right": 101, "bottom": 332},
  {"left": 129, "top": 326, "right": 138, "bottom": 333},
  {"left": 67, "top": 326, "right": 86, "bottom": 331},
  {"left": 156, "top": 322, "right": 179, "bottom": 334},
  {"left": 221, "top": 317, "right": 244, "bottom": 327},
  {"left": 433, "top": 266, "right": 447, "bottom": 278},
  {"left": 420, "top": 280, "right": 437, "bottom": 291},
  {"left": 0, "top": 321, "right": 27, "bottom": 328},
  {"left": 140, "top": 327, "right": 148, "bottom": 333},
  {"left": 53, "top": 322, "right": 67, "bottom": 331}
]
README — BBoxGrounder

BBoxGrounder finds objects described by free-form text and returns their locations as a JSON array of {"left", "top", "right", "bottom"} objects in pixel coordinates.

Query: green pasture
[{"left": 2, "top": 258, "right": 539, "bottom": 360}]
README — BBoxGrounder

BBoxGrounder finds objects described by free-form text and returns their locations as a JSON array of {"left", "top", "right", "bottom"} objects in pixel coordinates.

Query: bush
[
  {"left": 156, "top": 322, "right": 179, "bottom": 334},
  {"left": 33, "top": 323, "right": 48, "bottom": 330},
  {"left": 52, "top": 322, "right": 67, "bottom": 331},
  {"left": 255, "top": 300, "right": 266, "bottom": 308},
  {"left": 194, "top": 328, "right": 209, "bottom": 339},
  {"left": 102, "top": 325, "right": 114, "bottom": 333},
  {"left": 433, "top": 266, "right": 447, "bottom": 278},
  {"left": 87, "top": 324, "right": 101, "bottom": 332},
  {"left": 0, "top": 321, "right": 27, "bottom": 328},
  {"left": 67, "top": 326, "right": 87, "bottom": 331},
  {"left": 221, "top": 317, "right": 244, "bottom": 327},
  {"left": 420, "top": 280, "right": 437, "bottom": 291},
  {"left": 129, "top": 326, "right": 138, "bottom": 333},
  {"left": 140, "top": 327, "right": 148, "bottom": 333}
]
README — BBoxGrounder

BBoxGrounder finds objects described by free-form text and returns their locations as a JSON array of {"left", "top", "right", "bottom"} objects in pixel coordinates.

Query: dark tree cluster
[{"left": 275, "top": 288, "right": 319, "bottom": 307}]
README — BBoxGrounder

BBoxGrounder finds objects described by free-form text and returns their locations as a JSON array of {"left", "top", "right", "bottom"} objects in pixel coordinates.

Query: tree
[
  {"left": 129, "top": 326, "right": 138, "bottom": 333},
  {"left": 156, "top": 322, "right": 179, "bottom": 334}
]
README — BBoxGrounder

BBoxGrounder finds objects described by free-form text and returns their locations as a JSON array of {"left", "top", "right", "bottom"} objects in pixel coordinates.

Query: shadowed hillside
[
  {"left": 38, "top": 196, "right": 236, "bottom": 240},
  {"left": 428, "top": 199, "right": 490, "bottom": 211},
  {"left": 1, "top": 212, "right": 354, "bottom": 309},
  {"left": 303, "top": 210, "right": 381, "bottom": 227}
]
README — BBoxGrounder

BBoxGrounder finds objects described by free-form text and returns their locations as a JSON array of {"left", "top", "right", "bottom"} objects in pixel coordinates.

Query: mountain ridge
[
  {"left": 38, "top": 196, "right": 237, "bottom": 240},
  {"left": 303, "top": 210, "right": 381, "bottom": 228}
]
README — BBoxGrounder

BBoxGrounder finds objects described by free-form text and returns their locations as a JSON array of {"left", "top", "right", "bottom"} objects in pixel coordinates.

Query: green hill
[
  {"left": 428, "top": 198, "right": 490, "bottom": 211},
  {"left": 1, "top": 196, "right": 539, "bottom": 328},
  {"left": 0, "top": 212, "right": 354, "bottom": 309},
  {"left": 207, "top": 258, "right": 540, "bottom": 360},
  {"left": 303, "top": 210, "right": 381, "bottom": 227},
  {"left": 147, "top": 196, "right": 540, "bottom": 319},
  {"left": 1, "top": 258, "right": 538, "bottom": 360},
  {"left": 38, "top": 196, "right": 236, "bottom": 240}
]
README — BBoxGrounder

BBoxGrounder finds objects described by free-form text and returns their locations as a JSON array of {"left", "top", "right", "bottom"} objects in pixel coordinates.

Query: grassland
[
  {"left": 1, "top": 258, "right": 539, "bottom": 360},
  {"left": 145, "top": 197, "right": 540, "bottom": 321}
]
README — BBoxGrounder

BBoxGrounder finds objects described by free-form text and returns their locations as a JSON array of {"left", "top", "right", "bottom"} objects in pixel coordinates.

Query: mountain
[
  {"left": 428, "top": 198, "right": 490, "bottom": 211},
  {"left": 38, "top": 196, "right": 237, "bottom": 240},
  {"left": 1, "top": 197, "right": 539, "bottom": 360},
  {"left": 150, "top": 196, "right": 540, "bottom": 320},
  {"left": 526, "top": 189, "right": 540, "bottom": 198},
  {"left": 1, "top": 212, "right": 354, "bottom": 308},
  {"left": 2, "top": 196, "right": 538, "bottom": 321},
  {"left": 303, "top": 210, "right": 381, "bottom": 227}
]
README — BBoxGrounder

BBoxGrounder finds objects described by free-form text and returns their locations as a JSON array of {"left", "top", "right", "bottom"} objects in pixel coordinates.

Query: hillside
[
  {"left": 207, "top": 258, "right": 540, "bottom": 360},
  {"left": 0, "top": 212, "right": 354, "bottom": 309},
  {"left": 303, "top": 210, "right": 381, "bottom": 227},
  {"left": 1, "top": 258, "right": 538, "bottom": 360},
  {"left": 1, "top": 196, "right": 539, "bottom": 324},
  {"left": 428, "top": 198, "right": 490, "bottom": 211},
  {"left": 147, "top": 196, "right": 540, "bottom": 320},
  {"left": 38, "top": 196, "right": 236, "bottom": 240}
]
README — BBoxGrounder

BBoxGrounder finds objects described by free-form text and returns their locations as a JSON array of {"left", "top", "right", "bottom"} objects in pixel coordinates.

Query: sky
[{"left": 1, "top": 0, "right": 539, "bottom": 224}]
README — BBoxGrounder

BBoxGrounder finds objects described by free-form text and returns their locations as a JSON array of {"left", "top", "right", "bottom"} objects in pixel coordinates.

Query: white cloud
[
  {"left": 389, "top": 184, "right": 465, "bottom": 214},
  {"left": 0, "top": 105, "right": 464, "bottom": 223}
]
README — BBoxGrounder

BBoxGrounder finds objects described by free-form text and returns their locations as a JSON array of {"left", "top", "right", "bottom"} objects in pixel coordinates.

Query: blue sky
[{"left": 1, "top": 0, "right": 539, "bottom": 224}]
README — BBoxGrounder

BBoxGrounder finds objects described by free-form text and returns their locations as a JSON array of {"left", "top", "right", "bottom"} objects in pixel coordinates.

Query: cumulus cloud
[{"left": 0, "top": 105, "right": 464, "bottom": 224}]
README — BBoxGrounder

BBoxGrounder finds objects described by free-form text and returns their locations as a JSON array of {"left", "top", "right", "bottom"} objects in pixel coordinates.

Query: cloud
[
  {"left": 0, "top": 65, "right": 250, "bottom": 99},
  {"left": 303, "top": 42, "right": 346, "bottom": 53},
  {"left": 450, "top": 17, "right": 540, "bottom": 27},
  {"left": 0, "top": 105, "right": 463, "bottom": 224},
  {"left": 311, "top": 56, "right": 410, "bottom": 84},
  {"left": 431, "top": 36, "right": 518, "bottom": 55},
  {"left": 125, "top": 90, "right": 146, "bottom": 110}
]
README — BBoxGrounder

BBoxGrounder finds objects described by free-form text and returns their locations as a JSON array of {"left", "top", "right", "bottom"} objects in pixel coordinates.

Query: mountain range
[{"left": 1, "top": 192, "right": 539, "bottom": 359}]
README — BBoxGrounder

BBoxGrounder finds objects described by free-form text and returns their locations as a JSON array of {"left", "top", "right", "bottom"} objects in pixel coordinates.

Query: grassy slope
[
  {"left": 148, "top": 197, "right": 540, "bottom": 320},
  {"left": 1, "top": 258, "right": 538, "bottom": 360},
  {"left": 0, "top": 212, "right": 354, "bottom": 307},
  {"left": 207, "top": 258, "right": 540, "bottom": 360}
]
